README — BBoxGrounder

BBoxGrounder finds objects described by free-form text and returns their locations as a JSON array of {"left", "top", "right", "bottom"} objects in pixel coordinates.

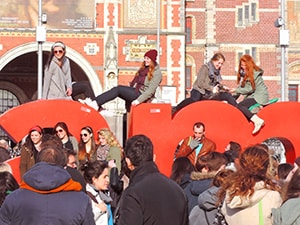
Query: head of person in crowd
[
  {"left": 237, "top": 54, "right": 262, "bottom": 89},
  {"left": 212, "top": 169, "right": 234, "bottom": 188},
  {"left": 46, "top": 41, "right": 66, "bottom": 68},
  {"left": 24, "top": 125, "right": 43, "bottom": 149},
  {"left": 277, "top": 163, "right": 294, "bottom": 181},
  {"left": 282, "top": 168, "right": 300, "bottom": 203},
  {"left": 224, "top": 141, "right": 241, "bottom": 163},
  {"left": 170, "top": 157, "right": 195, "bottom": 188},
  {"left": 40, "top": 133, "right": 63, "bottom": 149},
  {"left": 0, "top": 163, "right": 12, "bottom": 174},
  {"left": 209, "top": 52, "right": 225, "bottom": 72},
  {"left": 219, "top": 144, "right": 280, "bottom": 203},
  {"left": 78, "top": 126, "right": 95, "bottom": 148},
  {"left": 97, "top": 128, "right": 122, "bottom": 149},
  {"left": 54, "top": 122, "right": 71, "bottom": 142},
  {"left": 193, "top": 122, "right": 206, "bottom": 141},
  {"left": 195, "top": 151, "right": 228, "bottom": 173},
  {"left": 0, "top": 147, "right": 11, "bottom": 162},
  {"left": 63, "top": 148, "right": 78, "bottom": 169},
  {"left": 83, "top": 160, "right": 110, "bottom": 192},
  {"left": 78, "top": 126, "right": 97, "bottom": 168},
  {"left": 124, "top": 134, "right": 153, "bottom": 171},
  {"left": 135, "top": 49, "right": 158, "bottom": 82},
  {"left": 0, "top": 140, "right": 9, "bottom": 150},
  {"left": 36, "top": 146, "right": 67, "bottom": 167},
  {"left": 0, "top": 171, "right": 19, "bottom": 207}
]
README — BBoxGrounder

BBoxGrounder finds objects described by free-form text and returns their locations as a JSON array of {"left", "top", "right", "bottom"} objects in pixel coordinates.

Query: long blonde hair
[{"left": 97, "top": 128, "right": 123, "bottom": 150}]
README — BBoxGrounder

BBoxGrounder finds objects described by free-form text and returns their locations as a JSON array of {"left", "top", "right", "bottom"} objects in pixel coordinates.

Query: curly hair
[
  {"left": 97, "top": 128, "right": 122, "bottom": 150},
  {"left": 217, "top": 144, "right": 280, "bottom": 204}
]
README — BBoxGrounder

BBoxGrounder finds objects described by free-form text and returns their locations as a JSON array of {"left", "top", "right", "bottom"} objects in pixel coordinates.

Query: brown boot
[{"left": 250, "top": 115, "right": 265, "bottom": 134}]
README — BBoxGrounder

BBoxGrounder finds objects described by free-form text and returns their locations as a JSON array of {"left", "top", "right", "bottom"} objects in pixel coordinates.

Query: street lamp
[
  {"left": 36, "top": 0, "right": 47, "bottom": 99},
  {"left": 274, "top": 0, "right": 289, "bottom": 102}
]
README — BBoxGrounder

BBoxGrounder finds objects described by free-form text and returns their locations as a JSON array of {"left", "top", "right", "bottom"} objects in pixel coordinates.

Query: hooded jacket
[
  {"left": 189, "top": 186, "right": 219, "bottom": 225},
  {"left": 0, "top": 162, "right": 95, "bottom": 225},
  {"left": 222, "top": 181, "right": 282, "bottom": 225},
  {"left": 183, "top": 171, "right": 216, "bottom": 213},
  {"left": 272, "top": 198, "right": 300, "bottom": 225}
]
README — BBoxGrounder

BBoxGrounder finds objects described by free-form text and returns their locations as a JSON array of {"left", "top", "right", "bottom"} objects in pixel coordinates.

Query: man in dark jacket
[
  {"left": 118, "top": 134, "right": 188, "bottom": 225},
  {"left": 0, "top": 146, "right": 95, "bottom": 225}
]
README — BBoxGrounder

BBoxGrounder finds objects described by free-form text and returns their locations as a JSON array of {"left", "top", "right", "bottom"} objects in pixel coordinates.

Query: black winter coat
[{"left": 118, "top": 161, "right": 189, "bottom": 225}]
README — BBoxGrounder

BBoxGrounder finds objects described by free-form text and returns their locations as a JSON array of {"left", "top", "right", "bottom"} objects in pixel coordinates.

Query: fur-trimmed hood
[{"left": 190, "top": 171, "right": 217, "bottom": 181}]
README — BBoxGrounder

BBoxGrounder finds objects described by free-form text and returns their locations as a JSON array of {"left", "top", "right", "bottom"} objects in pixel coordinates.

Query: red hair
[{"left": 237, "top": 55, "right": 261, "bottom": 90}]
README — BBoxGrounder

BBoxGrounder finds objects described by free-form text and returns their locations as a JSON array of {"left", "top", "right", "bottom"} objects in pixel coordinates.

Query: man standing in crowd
[
  {"left": 0, "top": 146, "right": 95, "bottom": 225},
  {"left": 118, "top": 134, "right": 188, "bottom": 225}
]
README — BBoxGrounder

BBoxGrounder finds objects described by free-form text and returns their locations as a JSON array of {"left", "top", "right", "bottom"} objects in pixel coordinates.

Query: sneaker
[
  {"left": 89, "top": 100, "right": 99, "bottom": 111},
  {"left": 100, "top": 109, "right": 114, "bottom": 117},
  {"left": 79, "top": 98, "right": 99, "bottom": 111}
]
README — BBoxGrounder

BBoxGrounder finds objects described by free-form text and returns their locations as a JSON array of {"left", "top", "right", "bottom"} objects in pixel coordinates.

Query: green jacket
[{"left": 235, "top": 69, "right": 269, "bottom": 105}]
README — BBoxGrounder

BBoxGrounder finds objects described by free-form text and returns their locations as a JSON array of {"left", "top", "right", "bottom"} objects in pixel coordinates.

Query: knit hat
[
  {"left": 144, "top": 49, "right": 157, "bottom": 62},
  {"left": 29, "top": 125, "right": 43, "bottom": 134}
]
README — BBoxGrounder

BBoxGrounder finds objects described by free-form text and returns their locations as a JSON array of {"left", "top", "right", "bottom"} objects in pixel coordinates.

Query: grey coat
[
  {"left": 189, "top": 186, "right": 219, "bottom": 225},
  {"left": 42, "top": 57, "right": 72, "bottom": 99}
]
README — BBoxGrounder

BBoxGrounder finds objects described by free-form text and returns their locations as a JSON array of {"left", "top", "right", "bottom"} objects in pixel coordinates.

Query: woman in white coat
[{"left": 42, "top": 41, "right": 72, "bottom": 99}]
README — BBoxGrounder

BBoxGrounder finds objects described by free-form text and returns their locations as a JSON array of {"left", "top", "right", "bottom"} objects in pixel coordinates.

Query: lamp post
[
  {"left": 274, "top": 0, "right": 289, "bottom": 101},
  {"left": 36, "top": 0, "right": 46, "bottom": 99}
]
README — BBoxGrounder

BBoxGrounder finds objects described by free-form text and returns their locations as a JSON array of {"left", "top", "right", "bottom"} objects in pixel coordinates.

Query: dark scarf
[
  {"left": 129, "top": 67, "right": 149, "bottom": 92},
  {"left": 207, "top": 61, "right": 222, "bottom": 86}
]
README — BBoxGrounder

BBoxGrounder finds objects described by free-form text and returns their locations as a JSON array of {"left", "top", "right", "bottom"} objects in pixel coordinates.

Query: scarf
[
  {"left": 129, "top": 67, "right": 149, "bottom": 92},
  {"left": 97, "top": 144, "right": 110, "bottom": 160},
  {"left": 207, "top": 61, "right": 222, "bottom": 86}
]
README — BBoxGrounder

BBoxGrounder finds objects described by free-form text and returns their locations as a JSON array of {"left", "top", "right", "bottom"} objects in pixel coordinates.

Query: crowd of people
[{"left": 0, "top": 119, "right": 299, "bottom": 225}]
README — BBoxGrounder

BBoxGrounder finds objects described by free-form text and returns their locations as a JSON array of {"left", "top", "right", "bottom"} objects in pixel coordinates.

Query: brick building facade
[{"left": 0, "top": 0, "right": 298, "bottom": 116}]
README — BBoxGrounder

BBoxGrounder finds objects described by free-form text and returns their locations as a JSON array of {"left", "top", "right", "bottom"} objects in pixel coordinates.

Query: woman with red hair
[{"left": 230, "top": 54, "right": 269, "bottom": 134}]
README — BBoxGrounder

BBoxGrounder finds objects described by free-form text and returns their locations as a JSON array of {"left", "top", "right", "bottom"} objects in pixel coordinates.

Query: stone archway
[{"left": 0, "top": 42, "right": 103, "bottom": 99}]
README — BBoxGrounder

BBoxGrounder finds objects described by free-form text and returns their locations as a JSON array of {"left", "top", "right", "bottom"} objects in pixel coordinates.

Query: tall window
[
  {"left": 288, "top": 84, "right": 298, "bottom": 102},
  {"left": 185, "top": 66, "right": 192, "bottom": 97},
  {"left": 186, "top": 17, "right": 192, "bottom": 44},
  {"left": 0, "top": 89, "right": 19, "bottom": 114},
  {"left": 237, "top": 2, "right": 258, "bottom": 27},
  {"left": 0, "top": 89, "right": 20, "bottom": 142}
]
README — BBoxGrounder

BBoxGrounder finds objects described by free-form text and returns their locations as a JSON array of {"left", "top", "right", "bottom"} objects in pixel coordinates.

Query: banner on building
[{"left": 0, "top": 0, "right": 94, "bottom": 29}]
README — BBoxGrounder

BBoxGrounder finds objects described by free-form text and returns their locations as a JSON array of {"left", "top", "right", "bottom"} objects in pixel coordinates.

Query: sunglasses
[
  {"left": 80, "top": 133, "right": 89, "bottom": 137},
  {"left": 54, "top": 50, "right": 63, "bottom": 54},
  {"left": 56, "top": 129, "right": 64, "bottom": 133}
]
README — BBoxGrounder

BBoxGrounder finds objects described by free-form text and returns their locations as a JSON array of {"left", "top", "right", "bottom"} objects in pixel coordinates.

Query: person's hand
[
  {"left": 96, "top": 200, "right": 107, "bottom": 213},
  {"left": 189, "top": 138, "right": 200, "bottom": 149},
  {"left": 236, "top": 94, "right": 245, "bottom": 103},
  {"left": 131, "top": 99, "right": 140, "bottom": 106},
  {"left": 213, "top": 85, "right": 219, "bottom": 94},
  {"left": 66, "top": 88, "right": 72, "bottom": 96},
  {"left": 108, "top": 159, "right": 117, "bottom": 168}
]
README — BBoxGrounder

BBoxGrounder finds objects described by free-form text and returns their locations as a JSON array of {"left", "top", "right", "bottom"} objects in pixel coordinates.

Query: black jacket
[{"left": 118, "top": 161, "right": 188, "bottom": 225}]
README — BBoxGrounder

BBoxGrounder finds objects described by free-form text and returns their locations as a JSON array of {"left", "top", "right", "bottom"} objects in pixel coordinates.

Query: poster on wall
[{"left": 0, "top": 0, "right": 94, "bottom": 29}]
